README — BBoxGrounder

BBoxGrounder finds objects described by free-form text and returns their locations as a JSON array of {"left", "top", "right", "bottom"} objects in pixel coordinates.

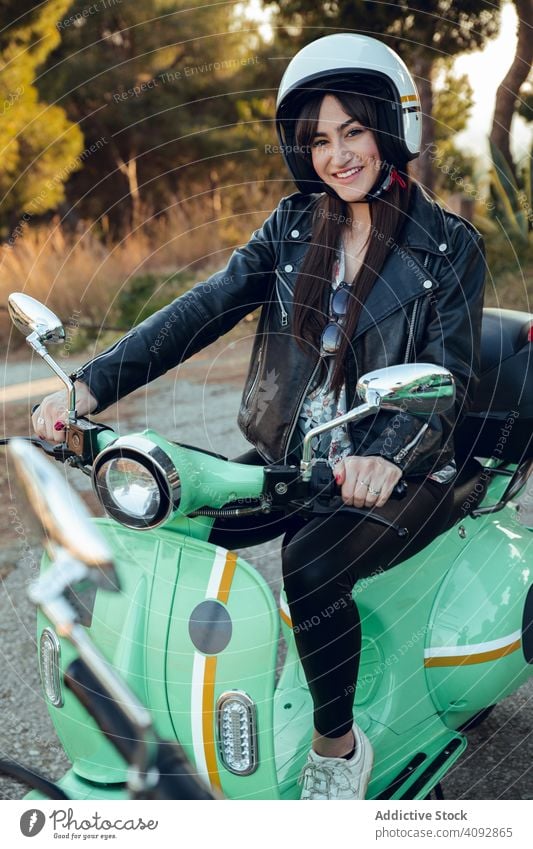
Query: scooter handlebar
[{"left": 308, "top": 459, "right": 408, "bottom": 502}]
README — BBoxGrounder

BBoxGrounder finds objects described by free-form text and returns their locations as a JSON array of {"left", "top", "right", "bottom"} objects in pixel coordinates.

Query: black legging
[{"left": 209, "top": 449, "right": 455, "bottom": 738}]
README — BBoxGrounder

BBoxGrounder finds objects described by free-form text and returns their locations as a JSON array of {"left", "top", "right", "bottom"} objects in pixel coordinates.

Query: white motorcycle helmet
[{"left": 275, "top": 33, "right": 422, "bottom": 199}]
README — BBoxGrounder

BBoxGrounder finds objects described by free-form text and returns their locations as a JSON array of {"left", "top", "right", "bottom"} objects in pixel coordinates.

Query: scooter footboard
[{"left": 165, "top": 537, "right": 282, "bottom": 800}]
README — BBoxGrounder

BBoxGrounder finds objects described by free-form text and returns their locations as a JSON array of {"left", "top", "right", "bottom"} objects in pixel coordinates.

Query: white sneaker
[{"left": 297, "top": 724, "right": 374, "bottom": 800}]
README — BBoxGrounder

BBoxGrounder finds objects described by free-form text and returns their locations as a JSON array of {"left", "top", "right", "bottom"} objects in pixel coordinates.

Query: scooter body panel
[
  {"left": 26, "top": 770, "right": 128, "bottom": 802},
  {"left": 165, "top": 538, "right": 282, "bottom": 799},
  {"left": 37, "top": 520, "right": 185, "bottom": 783},
  {"left": 38, "top": 520, "right": 284, "bottom": 798},
  {"left": 426, "top": 502, "right": 533, "bottom": 721},
  {"left": 275, "top": 472, "right": 532, "bottom": 798}
]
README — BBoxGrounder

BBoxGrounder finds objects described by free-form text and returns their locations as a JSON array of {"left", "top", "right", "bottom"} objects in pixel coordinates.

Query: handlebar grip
[
  {"left": 332, "top": 478, "right": 408, "bottom": 499},
  {"left": 312, "top": 460, "right": 407, "bottom": 500},
  {"left": 393, "top": 479, "right": 408, "bottom": 498}
]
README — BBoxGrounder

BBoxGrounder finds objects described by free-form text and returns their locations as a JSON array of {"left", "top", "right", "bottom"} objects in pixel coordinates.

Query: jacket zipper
[
  {"left": 274, "top": 269, "right": 289, "bottom": 327},
  {"left": 403, "top": 299, "right": 420, "bottom": 364},
  {"left": 244, "top": 344, "right": 263, "bottom": 407},
  {"left": 283, "top": 360, "right": 320, "bottom": 463},
  {"left": 403, "top": 252, "right": 430, "bottom": 363},
  {"left": 72, "top": 332, "right": 134, "bottom": 378},
  {"left": 393, "top": 422, "right": 429, "bottom": 464}
]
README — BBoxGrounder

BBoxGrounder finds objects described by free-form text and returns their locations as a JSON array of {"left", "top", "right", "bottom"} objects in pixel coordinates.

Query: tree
[
  {"left": 489, "top": 0, "right": 533, "bottom": 181},
  {"left": 38, "top": 0, "right": 276, "bottom": 231},
  {"left": 264, "top": 0, "right": 502, "bottom": 192},
  {"left": 0, "top": 0, "right": 83, "bottom": 232},
  {"left": 427, "top": 67, "right": 478, "bottom": 202}
]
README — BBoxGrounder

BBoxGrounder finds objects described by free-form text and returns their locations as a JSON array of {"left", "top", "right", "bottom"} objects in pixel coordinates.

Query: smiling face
[{"left": 310, "top": 94, "right": 383, "bottom": 203}]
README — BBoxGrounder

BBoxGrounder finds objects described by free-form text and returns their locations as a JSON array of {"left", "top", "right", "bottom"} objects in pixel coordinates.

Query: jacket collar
[
  {"left": 400, "top": 183, "right": 453, "bottom": 255},
  {"left": 280, "top": 184, "right": 446, "bottom": 341},
  {"left": 283, "top": 183, "right": 453, "bottom": 257}
]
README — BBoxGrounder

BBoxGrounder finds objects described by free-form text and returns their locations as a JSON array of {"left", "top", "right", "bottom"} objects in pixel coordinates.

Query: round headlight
[
  {"left": 92, "top": 436, "right": 180, "bottom": 529},
  {"left": 100, "top": 457, "right": 161, "bottom": 519}
]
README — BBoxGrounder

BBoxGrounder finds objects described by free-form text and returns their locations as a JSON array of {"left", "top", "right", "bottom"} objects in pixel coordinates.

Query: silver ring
[
  {"left": 37, "top": 416, "right": 45, "bottom": 426},
  {"left": 357, "top": 479, "right": 370, "bottom": 488},
  {"left": 368, "top": 486, "right": 382, "bottom": 496}
]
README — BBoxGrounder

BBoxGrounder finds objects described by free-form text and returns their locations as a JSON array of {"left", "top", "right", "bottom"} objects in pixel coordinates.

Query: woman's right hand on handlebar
[{"left": 32, "top": 381, "right": 98, "bottom": 443}]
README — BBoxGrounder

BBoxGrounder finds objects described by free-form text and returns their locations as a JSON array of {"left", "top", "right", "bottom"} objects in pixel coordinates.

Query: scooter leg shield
[{"left": 35, "top": 520, "right": 283, "bottom": 799}]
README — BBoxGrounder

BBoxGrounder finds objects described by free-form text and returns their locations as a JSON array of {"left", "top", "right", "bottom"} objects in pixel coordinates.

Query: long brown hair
[{"left": 292, "top": 91, "right": 412, "bottom": 398}]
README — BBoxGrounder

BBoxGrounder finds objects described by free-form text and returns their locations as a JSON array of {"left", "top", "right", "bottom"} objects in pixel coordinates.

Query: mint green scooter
[{"left": 5, "top": 293, "right": 533, "bottom": 801}]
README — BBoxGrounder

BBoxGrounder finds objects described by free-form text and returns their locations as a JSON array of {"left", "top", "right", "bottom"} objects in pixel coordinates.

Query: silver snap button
[
  {"left": 284, "top": 264, "right": 293, "bottom": 273},
  {"left": 438, "top": 243, "right": 447, "bottom": 252},
  {"left": 290, "top": 229, "right": 300, "bottom": 238},
  {"left": 423, "top": 279, "right": 433, "bottom": 289}
]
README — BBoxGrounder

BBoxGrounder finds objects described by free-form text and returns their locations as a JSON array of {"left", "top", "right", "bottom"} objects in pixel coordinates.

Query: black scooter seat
[{"left": 444, "top": 458, "right": 491, "bottom": 530}]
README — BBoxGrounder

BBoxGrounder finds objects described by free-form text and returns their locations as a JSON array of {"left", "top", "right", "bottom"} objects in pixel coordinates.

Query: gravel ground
[{"left": 0, "top": 340, "right": 531, "bottom": 801}]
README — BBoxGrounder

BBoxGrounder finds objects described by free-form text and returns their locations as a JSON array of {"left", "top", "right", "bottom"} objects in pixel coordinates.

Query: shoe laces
[{"left": 297, "top": 759, "right": 352, "bottom": 797}]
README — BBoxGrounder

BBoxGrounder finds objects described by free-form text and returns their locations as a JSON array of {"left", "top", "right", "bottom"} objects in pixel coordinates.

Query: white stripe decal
[
  {"left": 205, "top": 546, "right": 227, "bottom": 598},
  {"left": 190, "top": 546, "right": 228, "bottom": 784},
  {"left": 191, "top": 652, "right": 209, "bottom": 783},
  {"left": 279, "top": 593, "right": 291, "bottom": 619},
  {"left": 424, "top": 629, "right": 522, "bottom": 658}
]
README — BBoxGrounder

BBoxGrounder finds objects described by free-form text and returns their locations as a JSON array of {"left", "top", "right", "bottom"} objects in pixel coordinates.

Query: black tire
[
  {"left": 457, "top": 705, "right": 496, "bottom": 733},
  {"left": 424, "top": 782, "right": 445, "bottom": 800}
]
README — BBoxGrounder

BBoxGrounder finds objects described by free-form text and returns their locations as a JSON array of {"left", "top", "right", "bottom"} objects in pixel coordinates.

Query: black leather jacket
[{"left": 74, "top": 183, "right": 486, "bottom": 476}]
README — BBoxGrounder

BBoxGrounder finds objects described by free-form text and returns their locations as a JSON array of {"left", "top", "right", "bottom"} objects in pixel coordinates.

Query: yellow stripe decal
[
  {"left": 401, "top": 94, "right": 418, "bottom": 103},
  {"left": 280, "top": 608, "right": 293, "bottom": 629},
  {"left": 424, "top": 638, "right": 522, "bottom": 667},
  {"left": 197, "top": 549, "right": 238, "bottom": 791},
  {"left": 202, "top": 655, "right": 221, "bottom": 790},
  {"left": 217, "top": 550, "right": 237, "bottom": 604}
]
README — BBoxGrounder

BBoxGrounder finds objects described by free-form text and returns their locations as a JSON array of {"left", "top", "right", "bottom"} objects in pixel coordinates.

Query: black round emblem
[{"left": 188, "top": 600, "right": 232, "bottom": 654}]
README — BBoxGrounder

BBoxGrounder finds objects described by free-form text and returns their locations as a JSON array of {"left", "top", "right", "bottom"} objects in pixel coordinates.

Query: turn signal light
[
  {"left": 39, "top": 628, "right": 63, "bottom": 707},
  {"left": 216, "top": 691, "right": 258, "bottom": 775}
]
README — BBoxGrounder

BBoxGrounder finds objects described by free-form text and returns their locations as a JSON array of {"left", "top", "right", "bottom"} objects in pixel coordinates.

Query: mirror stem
[
  {"left": 27, "top": 331, "right": 77, "bottom": 424},
  {"left": 300, "top": 396, "right": 381, "bottom": 481}
]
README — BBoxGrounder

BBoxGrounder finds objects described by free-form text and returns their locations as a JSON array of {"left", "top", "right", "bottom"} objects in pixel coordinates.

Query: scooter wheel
[
  {"left": 457, "top": 705, "right": 496, "bottom": 733},
  {"left": 424, "top": 782, "right": 445, "bottom": 800}
]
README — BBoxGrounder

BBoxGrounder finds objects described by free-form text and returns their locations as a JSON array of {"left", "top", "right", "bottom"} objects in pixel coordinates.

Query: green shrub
[{"left": 113, "top": 270, "right": 199, "bottom": 328}]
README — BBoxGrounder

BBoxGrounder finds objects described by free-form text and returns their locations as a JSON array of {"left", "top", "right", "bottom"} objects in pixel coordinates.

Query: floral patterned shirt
[
  {"left": 293, "top": 241, "right": 457, "bottom": 483},
  {"left": 294, "top": 243, "right": 354, "bottom": 471}
]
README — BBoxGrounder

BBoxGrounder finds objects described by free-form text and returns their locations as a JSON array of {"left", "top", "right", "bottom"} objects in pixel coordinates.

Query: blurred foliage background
[{"left": 0, "top": 0, "right": 531, "bottom": 349}]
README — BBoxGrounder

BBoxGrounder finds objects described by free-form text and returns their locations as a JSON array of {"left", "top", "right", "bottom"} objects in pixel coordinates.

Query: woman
[{"left": 33, "top": 34, "right": 486, "bottom": 800}]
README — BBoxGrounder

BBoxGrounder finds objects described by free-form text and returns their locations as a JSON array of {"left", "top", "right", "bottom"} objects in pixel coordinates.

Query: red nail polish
[{"left": 54, "top": 421, "right": 65, "bottom": 431}]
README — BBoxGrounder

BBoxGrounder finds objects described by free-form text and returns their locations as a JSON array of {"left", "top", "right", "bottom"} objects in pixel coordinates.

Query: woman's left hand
[{"left": 333, "top": 455, "right": 402, "bottom": 509}]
